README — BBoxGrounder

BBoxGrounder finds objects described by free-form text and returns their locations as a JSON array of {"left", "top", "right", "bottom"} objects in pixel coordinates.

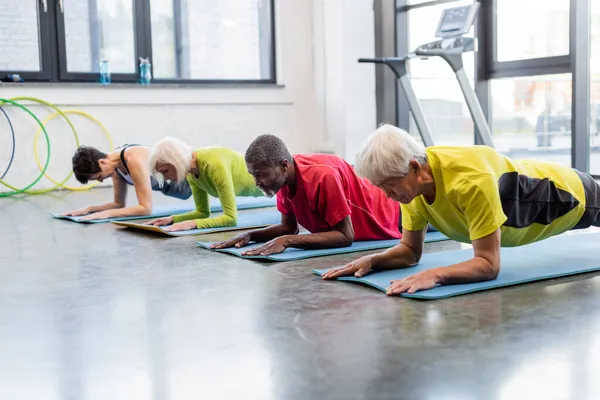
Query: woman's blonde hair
[
  {"left": 148, "top": 137, "right": 194, "bottom": 186},
  {"left": 355, "top": 124, "right": 427, "bottom": 185}
]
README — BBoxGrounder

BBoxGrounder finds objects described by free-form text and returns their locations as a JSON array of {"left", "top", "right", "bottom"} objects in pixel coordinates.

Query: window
[
  {"left": 491, "top": 74, "right": 572, "bottom": 166},
  {"left": 149, "top": 0, "right": 273, "bottom": 80},
  {"left": 406, "top": 0, "right": 476, "bottom": 146},
  {"left": 0, "top": 0, "right": 276, "bottom": 83},
  {"left": 496, "top": 0, "right": 570, "bottom": 62},
  {"left": 590, "top": 1, "right": 600, "bottom": 174},
  {"left": 63, "top": 0, "right": 137, "bottom": 74},
  {"left": 0, "top": 0, "right": 42, "bottom": 72}
]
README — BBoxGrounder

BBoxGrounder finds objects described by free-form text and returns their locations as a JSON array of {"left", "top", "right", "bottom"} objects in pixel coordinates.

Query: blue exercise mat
[
  {"left": 197, "top": 230, "right": 449, "bottom": 261},
  {"left": 313, "top": 232, "right": 600, "bottom": 299},
  {"left": 51, "top": 196, "right": 276, "bottom": 224},
  {"left": 111, "top": 209, "right": 281, "bottom": 236}
]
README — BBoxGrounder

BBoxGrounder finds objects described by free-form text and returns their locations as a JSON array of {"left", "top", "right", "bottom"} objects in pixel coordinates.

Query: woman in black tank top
[{"left": 61, "top": 144, "right": 192, "bottom": 221}]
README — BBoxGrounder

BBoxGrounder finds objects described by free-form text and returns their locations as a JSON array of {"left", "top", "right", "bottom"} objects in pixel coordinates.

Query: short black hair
[
  {"left": 72, "top": 145, "right": 107, "bottom": 184},
  {"left": 245, "top": 134, "right": 293, "bottom": 167}
]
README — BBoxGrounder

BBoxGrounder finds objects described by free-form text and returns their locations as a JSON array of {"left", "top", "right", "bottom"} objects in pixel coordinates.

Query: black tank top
[{"left": 115, "top": 144, "right": 142, "bottom": 185}]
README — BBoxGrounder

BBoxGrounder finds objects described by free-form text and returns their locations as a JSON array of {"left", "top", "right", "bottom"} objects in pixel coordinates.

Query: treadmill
[{"left": 359, "top": 2, "right": 494, "bottom": 148}]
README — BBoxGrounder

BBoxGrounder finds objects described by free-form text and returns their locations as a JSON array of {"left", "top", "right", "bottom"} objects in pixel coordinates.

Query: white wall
[{"left": 0, "top": 0, "right": 376, "bottom": 192}]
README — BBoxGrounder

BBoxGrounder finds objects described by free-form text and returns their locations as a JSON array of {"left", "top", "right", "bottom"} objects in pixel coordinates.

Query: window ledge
[
  {"left": 0, "top": 82, "right": 292, "bottom": 106},
  {"left": 0, "top": 82, "right": 285, "bottom": 89}
]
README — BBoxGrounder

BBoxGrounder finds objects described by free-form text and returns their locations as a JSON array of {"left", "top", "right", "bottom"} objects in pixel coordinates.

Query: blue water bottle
[
  {"left": 139, "top": 57, "right": 152, "bottom": 85},
  {"left": 99, "top": 59, "right": 111, "bottom": 85}
]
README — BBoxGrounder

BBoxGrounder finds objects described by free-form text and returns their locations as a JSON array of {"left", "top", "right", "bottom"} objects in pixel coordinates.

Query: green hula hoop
[
  {"left": 0, "top": 98, "right": 51, "bottom": 197},
  {"left": 0, "top": 97, "right": 80, "bottom": 194}
]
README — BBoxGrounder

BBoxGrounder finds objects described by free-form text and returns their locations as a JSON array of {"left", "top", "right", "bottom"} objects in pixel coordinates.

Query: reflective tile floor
[{"left": 2, "top": 189, "right": 600, "bottom": 400}]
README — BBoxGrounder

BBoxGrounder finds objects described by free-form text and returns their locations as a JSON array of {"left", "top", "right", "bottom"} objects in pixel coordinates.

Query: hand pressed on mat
[
  {"left": 210, "top": 232, "right": 251, "bottom": 249},
  {"left": 163, "top": 220, "right": 197, "bottom": 232},
  {"left": 63, "top": 207, "right": 90, "bottom": 217},
  {"left": 386, "top": 270, "right": 439, "bottom": 295},
  {"left": 241, "top": 236, "right": 289, "bottom": 256},
  {"left": 321, "top": 255, "right": 375, "bottom": 279},
  {"left": 146, "top": 216, "right": 174, "bottom": 226}
]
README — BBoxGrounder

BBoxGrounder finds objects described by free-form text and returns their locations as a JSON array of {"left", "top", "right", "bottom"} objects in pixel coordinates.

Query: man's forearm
[
  {"left": 371, "top": 243, "right": 421, "bottom": 271},
  {"left": 433, "top": 257, "right": 499, "bottom": 285},
  {"left": 283, "top": 231, "right": 351, "bottom": 250},
  {"left": 249, "top": 223, "right": 297, "bottom": 243}
]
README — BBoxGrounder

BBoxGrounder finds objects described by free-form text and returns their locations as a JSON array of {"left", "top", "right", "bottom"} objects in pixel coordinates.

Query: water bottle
[
  {"left": 99, "top": 59, "right": 111, "bottom": 85},
  {"left": 139, "top": 57, "right": 152, "bottom": 85}
]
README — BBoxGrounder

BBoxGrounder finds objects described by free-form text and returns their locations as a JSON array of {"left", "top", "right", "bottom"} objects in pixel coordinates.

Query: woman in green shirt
[{"left": 146, "top": 137, "right": 265, "bottom": 232}]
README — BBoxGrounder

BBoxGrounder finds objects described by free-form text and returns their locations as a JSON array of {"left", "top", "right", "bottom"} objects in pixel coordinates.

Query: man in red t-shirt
[{"left": 211, "top": 134, "right": 401, "bottom": 256}]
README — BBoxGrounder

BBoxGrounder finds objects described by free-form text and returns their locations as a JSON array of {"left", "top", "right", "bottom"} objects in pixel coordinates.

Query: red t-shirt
[{"left": 276, "top": 154, "right": 401, "bottom": 241}]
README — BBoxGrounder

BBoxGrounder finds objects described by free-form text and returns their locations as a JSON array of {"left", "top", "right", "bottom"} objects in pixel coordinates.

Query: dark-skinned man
[{"left": 211, "top": 134, "right": 402, "bottom": 255}]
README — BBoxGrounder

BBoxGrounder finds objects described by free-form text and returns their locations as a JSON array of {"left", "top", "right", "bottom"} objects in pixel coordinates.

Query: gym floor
[{"left": 2, "top": 189, "right": 600, "bottom": 400}]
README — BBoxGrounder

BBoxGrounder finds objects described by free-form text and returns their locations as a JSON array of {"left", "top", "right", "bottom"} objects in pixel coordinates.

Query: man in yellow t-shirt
[{"left": 322, "top": 124, "right": 600, "bottom": 295}]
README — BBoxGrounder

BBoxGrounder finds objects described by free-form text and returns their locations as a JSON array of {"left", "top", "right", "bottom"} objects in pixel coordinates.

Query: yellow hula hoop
[
  {"left": 33, "top": 109, "right": 114, "bottom": 191},
  {"left": 0, "top": 96, "right": 79, "bottom": 194}
]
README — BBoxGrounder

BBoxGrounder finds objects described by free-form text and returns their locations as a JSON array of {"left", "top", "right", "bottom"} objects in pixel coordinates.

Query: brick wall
[{"left": 0, "top": 0, "right": 41, "bottom": 72}]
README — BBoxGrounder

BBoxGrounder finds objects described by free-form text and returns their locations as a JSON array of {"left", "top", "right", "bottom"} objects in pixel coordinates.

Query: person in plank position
[
  {"left": 63, "top": 144, "right": 192, "bottom": 221},
  {"left": 146, "top": 137, "right": 266, "bottom": 232},
  {"left": 322, "top": 124, "right": 600, "bottom": 295},
  {"left": 211, "top": 134, "right": 401, "bottom": 255}
]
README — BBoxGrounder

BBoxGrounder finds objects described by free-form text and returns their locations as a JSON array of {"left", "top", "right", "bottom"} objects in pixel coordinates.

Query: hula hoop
[
  {"left": 33, "top": 109, "right": 114, "bottom": 191},
  {"left": 0, "top": 106, "right": 15, "bottom": 180},
  {"left": 1, "top": 96, "right": 81, "bottom": 194},
  {"left": 0, "top": 98, "right": 51, "bottom": 197}
]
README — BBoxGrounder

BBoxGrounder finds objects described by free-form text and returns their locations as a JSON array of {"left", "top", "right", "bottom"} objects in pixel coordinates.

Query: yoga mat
[
  {"left": 111, "top": 209, "right": 281, "bottom": 236},
  {"left": 51, "top": 196, "right": 276, "bottom": 224},
  {"left": 313, "top": 232, "right": 600, "bottom": 299},
  {"left": 197, "top": 230, "right": 449, "bottom": 261}
]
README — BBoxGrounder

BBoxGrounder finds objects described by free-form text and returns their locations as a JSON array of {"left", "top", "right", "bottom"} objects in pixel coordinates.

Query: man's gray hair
[
  {"left": 355, "top": 124, "right": 427, "bottom": 184},
  {"left": 245, "top": 134, "right": 293, "bottom": 167}
]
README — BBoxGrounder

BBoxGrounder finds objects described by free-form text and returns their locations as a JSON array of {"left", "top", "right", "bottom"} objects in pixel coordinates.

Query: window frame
[
  {"left": 486, "top": 0, "right": 571, "bottom": 79},
  {"left": 0, "top": 0, "right": 277, "bottom": 84},
  {"left": 0, "top": 0, "right": 55, "bottom": 82},
  {"left": 394, "top": 0, "right": 595, "bottom": 176}
]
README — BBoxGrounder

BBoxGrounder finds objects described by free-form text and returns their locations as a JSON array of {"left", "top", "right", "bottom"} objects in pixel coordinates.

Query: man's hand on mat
[
  {"left": 63, "top": 207, "right": 90, "bottom": 217},
  {"left": 146, "top": 216, "right": 174, "bottom": 226},
  {"left": 164, "top": 220, "right": 197, "bottom": 232},
  {"left": 241, "top": 237, "right": 289, "bottom": 256},
  {"left": 321, "top": 255, "right": 374, "bottom": 279},
  {"left": 210, "top": 233, "right": 251, "bottom": 249},
  {"left": 386, "top": 271, "right": 439, "bottom": 295}
]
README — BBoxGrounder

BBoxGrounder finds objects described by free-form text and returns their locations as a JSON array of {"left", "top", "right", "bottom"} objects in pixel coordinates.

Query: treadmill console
[
  {"left": 413, "top": 3, "right": 480, "bottom": 57},
  {"left": 434, "top": 3, "right": 479, "bottom": 38},
  {"left": 415, "top": 37, "right": 476, "bottom": 56}
]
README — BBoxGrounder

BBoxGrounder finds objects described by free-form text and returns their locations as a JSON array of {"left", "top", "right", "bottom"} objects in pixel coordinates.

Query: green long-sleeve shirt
[{"left": 172, "top": 147, "right": 264, "bottom": 229}]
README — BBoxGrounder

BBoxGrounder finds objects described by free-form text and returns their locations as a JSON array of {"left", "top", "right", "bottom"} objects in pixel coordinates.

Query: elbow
[
  {"left": 138, "top": 205, "right": 152, "bottom": 215},
  {"left": 479, "top": 256, "right": 500, "bottom": 280},
  {"left": 284, "top": 225, "right": 299, "bottom": 235},
  {"left": 401, "top": 242, "right": 422, "bottom": 265},
  {"left": 339, "top": 231, "right": 354, "bottom": 247},
  {"left": 487, "top": 262, "right": 500, "bottom": 280},
  {"left": 411, "top": 250, "right": 423, "bottom": 265}
]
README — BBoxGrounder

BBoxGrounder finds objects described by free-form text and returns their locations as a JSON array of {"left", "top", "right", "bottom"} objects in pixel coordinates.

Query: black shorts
[{"left": 572, "top": 170, "right": 600, "bottom": 229}]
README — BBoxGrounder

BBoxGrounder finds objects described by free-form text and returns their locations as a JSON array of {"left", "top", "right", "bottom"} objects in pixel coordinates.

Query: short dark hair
[
  {"left": 245, "top": 134, "right": 293, "bottom": 167},
  {"left": 72, "top": 145, "right": 107, "bottom": 184}
]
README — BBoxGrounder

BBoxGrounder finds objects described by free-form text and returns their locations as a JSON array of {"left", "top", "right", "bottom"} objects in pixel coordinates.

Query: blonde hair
[
  {"left": 148, "top": 137, "right": 194, "bottom": 186},
  {"left": 355, "top": 124, "right": 427, "bottom": 185}
]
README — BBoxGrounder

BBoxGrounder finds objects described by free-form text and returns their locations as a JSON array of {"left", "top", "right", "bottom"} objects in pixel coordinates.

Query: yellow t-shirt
[{"left": 401, "top": 146, "right": 587, "bottom": 247}]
